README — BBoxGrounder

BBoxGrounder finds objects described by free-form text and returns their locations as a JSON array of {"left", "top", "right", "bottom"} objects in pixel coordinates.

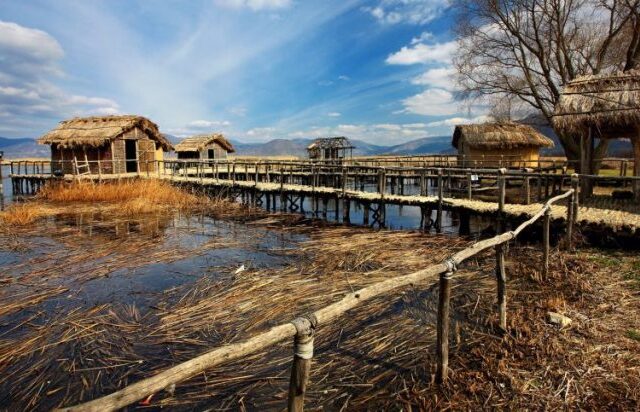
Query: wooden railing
[
  {"left": 55, "top": 184, "right": 577, "bottom": 412},
  {"left": 8, "top": 159, "right": 639, "bottom": 204}
]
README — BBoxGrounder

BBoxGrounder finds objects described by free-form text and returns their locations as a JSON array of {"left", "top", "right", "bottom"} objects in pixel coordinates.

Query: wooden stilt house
[
  {"left": 307, "top": 137, "right": 355, "bottom": 162},
  {"left": 452, "top": 123, "right": 554, "bottom": 168},
  {"left": 174, "top": 133, "right": 235, "bottom": 160},
  {"left": 553, "top": 70, "right": 640, "bottom": 199},
  {"left": 38, "top": 115, "right": 173, "bottom": 175}
]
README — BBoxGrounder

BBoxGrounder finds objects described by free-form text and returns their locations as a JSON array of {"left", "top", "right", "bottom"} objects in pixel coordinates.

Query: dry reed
[{"left": 0, "top": 182, "right": 638, "bottom": 410}]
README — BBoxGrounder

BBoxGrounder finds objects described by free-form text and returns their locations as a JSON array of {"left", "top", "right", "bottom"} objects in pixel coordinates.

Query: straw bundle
[
  {"left": 37, "top": 115, "right": 173, "bottom": 150},
  {"left": 553, "top": 70, "right": 640, "bottom": 136},
  {"left": 452, "top": 123, "right": 555, "bottom": 150},
  {"left": 174, "top": 134, "right": 235, "bottom": 153}
]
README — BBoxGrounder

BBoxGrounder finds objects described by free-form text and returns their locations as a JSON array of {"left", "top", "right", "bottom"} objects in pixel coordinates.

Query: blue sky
[{"left": 0, "top": 0, "right": 488, "bottom": 145}]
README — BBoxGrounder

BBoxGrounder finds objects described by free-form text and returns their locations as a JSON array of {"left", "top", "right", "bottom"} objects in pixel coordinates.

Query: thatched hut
[
  {"left": 452, "top": 123, "right": 554, "bottom": 167},
  {"left": 553, "top": 70, "right": 640, "bottom": 198},
  {"left": 174, "top": 133, "right": 235, "bottom": 160},
  {"left": 38, "top": 115, "right": 173, "bottom": 175},
  {"left": 307, "top": 137, "right": 355, "bottom": 162}
]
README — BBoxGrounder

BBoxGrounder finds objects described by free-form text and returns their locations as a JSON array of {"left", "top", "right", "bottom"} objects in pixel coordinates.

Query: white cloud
[
  {"left": 400, "top": 88, "right": 458, "bottom": 116},
  {"left": 364, "top": 0, "right": 449, "bottom": 25},
  {"left": 411, "top": 31, "right": 434, "bottom": 45},
  {"left": 214, "top": 0, "right": 292, "bottom": 11},
  {"left": 426, "top": 115, "right": 493, "bottom": 128},
  {"left": 386, "top": 40, "right": 457, "bottom": 65},
  {"left": 327, "top": 112, "right": 341, "bottom": 117},
  {"left": 0, "top": 20, "right": 64, "bottom": 80},
  {"left": 229, "top": 106, "right": 247, "bottom": 117},
  {"left": 0, "top": 21, "right": 120, "bottom": 134},
  {"left": 285, "top": 122, "right": 431, "bottom": 145},
  {"left": 247, "top": 127, "right": 277, "bottom": 137},
  {"left": 188, "top": 119, "right": 232, "bottom": 128},
  {"left": 338, "top": 75, "right": 350, "bottom": 81},
  {"left": 166, "top": 119, "right": 232, "bottom": 137},
  {"left": 411, "top": 67, "right": 456, "bottom": 89}
]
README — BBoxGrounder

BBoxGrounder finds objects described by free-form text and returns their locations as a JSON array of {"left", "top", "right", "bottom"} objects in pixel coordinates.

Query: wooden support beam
[
  {"left": 633, "top": 135, "right": 640, "bottom": 201},
  {"left": 287, "top": 317, "right": 315, "bottom": 412},
  {"left": 436, "top": 269, "right": 452, "bottom": 383},
  {"left": 363, "top": 202, "right": 369, "bottom": 226},
  {"left": 495, "top": 244, "right": 507, "bottom": 331},
  {"left": 542, "top": 208, "right": 550, "bottom": 279}
]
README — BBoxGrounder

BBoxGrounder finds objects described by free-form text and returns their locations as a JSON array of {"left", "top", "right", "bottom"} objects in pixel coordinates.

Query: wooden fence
[{"left": 55, "top": 180, "right": 577, "bottom": 412}]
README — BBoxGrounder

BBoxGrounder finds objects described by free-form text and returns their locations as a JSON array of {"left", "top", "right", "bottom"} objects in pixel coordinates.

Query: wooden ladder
[{"left": 73, "top": 154, "right": 91, "bottom": 180}]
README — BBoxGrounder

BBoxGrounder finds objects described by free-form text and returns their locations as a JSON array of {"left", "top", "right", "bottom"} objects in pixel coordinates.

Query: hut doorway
[
  {"left": 125, "top": 139, "right": 138, "bottom": 173},
  {"left": 208, "top": 149, "right": 215, "bottom": 160}
]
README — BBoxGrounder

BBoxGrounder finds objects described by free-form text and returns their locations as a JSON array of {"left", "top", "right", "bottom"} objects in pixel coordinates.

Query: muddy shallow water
[{"left": 0, "top": 212, "right": 306, "bottom": 331}]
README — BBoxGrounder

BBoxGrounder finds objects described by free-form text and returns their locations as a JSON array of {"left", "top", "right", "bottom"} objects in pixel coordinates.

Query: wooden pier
[{"left": 9, "top": 159, "right": 640, "bottom": 232}]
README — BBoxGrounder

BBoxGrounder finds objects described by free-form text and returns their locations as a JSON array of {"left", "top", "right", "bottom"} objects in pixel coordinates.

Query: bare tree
[{"left": 453, "top": 0, "right": 640, "bottom": 164}]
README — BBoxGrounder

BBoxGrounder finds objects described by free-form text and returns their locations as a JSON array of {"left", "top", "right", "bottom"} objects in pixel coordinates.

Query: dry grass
[
  {"left": 0, "top": 203, "right": 47, "bottom": 225},
  {"left": 1, "top": 216, "right": 638, "bottom": 410},
  {"left": 0, "top": 180, "right": 260, "bottom": 226},
  {"left": 38, "top": 180, "right": 197, "bottom": 206}
]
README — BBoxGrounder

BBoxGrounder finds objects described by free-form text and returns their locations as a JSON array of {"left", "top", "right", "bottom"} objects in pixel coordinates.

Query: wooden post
[
  {"left": 288, "top": 317, "right": 315, "bottom": 412},
  {"left": 496, "top": 168, "right": 507, "bottom": 331},
  {"left": 632, "top": 136, "right": 640, "bottom": 201},
  {"left": 420, "top": 170, "right": 426, "bottom": 196},
  {"left": 436, "top": 269, "right": 452, "bottom": 383},
  {"left": 495, "top": 244, "right": 507, "bottom": 332},
  {"left": 255, "top": 162, "right": 259, "bottom": 185},
  {"left": 378, "top": 168, "right": 386, "bottom": 197},
  {"left": 467, "top": 172, "right": 472, "bottom": 200},
  {"left": 436, "top": 168, "right": 443, "bottom": 233},
  {"left": 523, "top": 169, "right": 531, "bottom": 205},
  {"left": 342, "top": 199, "right": 350, "bottom": 224},
  {"left": 363, "top": 202, "right": 370, "bottom": 225},
  {"left": 497, "top": 169, "right": 506, "bottom": 233},
  {"left": 322, "top": 197, "right": 328, "bottom": 219},
  {"left": 567, "top": 174, "right": 579, "bottom": 250},
  {"left": 542, "top": 207, "right": 550, "bottom": 279},
  {"left": 232, "top": 161, "right": 237, "bottom": 185}
]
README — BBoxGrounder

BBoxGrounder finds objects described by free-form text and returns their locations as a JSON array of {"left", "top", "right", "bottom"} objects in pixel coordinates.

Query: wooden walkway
[
  {"left": 7, "top": 158, "right": 640, "bottom": 233},
  {"left": 160, "top": 174, "right": 640, "bottom": 232}
]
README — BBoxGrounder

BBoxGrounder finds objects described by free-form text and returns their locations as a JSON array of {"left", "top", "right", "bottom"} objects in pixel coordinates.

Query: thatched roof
[
  {"left": 307, "top": 137, "right": 355, "bottom": 150},
  {"left": 553, "top": 70, "right": 640, "bottom": 138},
  {"left": 452, "top": 123, "right": 554, "bottom": 150},
  {"left": 174, "top": 133, "right": 235, "bottom": 153},
  {"left": 38, "top": 115, "right": 173, "bottom": 150}
]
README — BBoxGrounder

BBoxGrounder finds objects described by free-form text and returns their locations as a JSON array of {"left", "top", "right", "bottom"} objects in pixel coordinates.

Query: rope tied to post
[
  {"left": 290, "top": 314, "right": 318, "bottom": 360},
  {"left": 444, "top": 257, "right": 457, "bottom": 276}
]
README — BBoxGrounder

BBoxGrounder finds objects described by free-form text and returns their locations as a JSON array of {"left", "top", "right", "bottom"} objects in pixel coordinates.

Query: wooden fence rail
[{"left": 55, "top": 187, "right": 576, "bottom": 412}]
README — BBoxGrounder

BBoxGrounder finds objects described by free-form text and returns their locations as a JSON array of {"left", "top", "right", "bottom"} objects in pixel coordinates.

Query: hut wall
[
  {"left": 51, "top": 144, "right": 113, "bottom": 175},
  {"left": 202, "top": 142, "right": 228, "bottom": 160},
  {"left": 111, "top": 127, "right": 158, "bottom": 174},
  {"left": 176, "top": 142, "right": 229, "bottom": 160},
  {"left": 458, "top": 145, "right": 541, "bottom": 168}
]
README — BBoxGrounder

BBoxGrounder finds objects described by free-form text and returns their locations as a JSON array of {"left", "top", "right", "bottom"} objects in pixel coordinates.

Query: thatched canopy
[
  {"left": 452, "top": 123, "right": 554, "bottom": 150},
  {"left": 174, "top": 133, "right": 235, "bottom": 153},
  {"left": 307, "top": 136, "right": 355, "bottom": 150},
  {"left": 38, "top": 115, "right": 173, "bottom": 150},
  {"left": 553, "top": 70, "right": 640, "bottom": 138}
]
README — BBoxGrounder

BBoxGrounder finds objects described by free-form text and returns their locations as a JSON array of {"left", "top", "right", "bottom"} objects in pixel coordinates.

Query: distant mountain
[
  {"left": 229, "top": 136, "right": 451, "bottom": 157},
  {"left": 381, "top": 137, "right": 453, "bottom": 155},
  {"left": 0, "top": 137, "right": 49, "bottom": 159}
]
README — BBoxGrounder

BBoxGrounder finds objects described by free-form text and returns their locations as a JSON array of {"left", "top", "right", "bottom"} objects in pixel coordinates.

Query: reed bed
[
  {"left": 0, "top": 180, "right": 262, "bottom": 226},
  {"left": 0, "top": 210, "right": 638, "bottom": 410}
]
